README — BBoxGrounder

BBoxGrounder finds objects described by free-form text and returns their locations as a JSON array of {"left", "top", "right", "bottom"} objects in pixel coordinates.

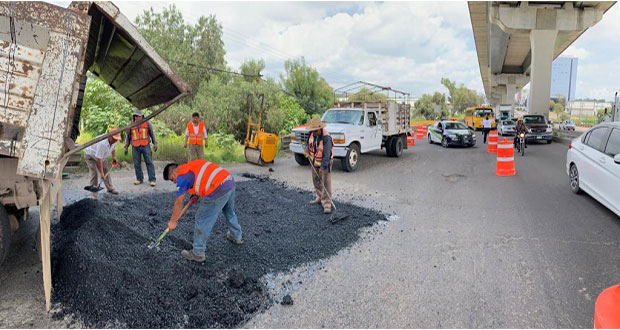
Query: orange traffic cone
[
  {"left": 595, "top": 283, "right": 620, "bottom": 329},
  {"left": 496, "top": 138, "right": 515, "bottom": 176},
  {"left": 487, "top": 130, "right": 498, "bottom": 153}
]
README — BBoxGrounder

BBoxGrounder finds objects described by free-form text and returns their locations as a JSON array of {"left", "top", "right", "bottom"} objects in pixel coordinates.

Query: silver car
[
  {"left": 559, "top": 120, "right": 576, "bottom": 131},
  {"left": 498, "top": 119, "right": 516, "bottom": 136}
]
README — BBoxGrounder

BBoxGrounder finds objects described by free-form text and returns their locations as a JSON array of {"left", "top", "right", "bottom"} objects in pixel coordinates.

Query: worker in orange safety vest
[
  {"left": 124, "top": 110, "right": 158, "bottom": 186},
  {"left": 163, "top": 160, "right": 242, "bottom": 262},
  {"left": 184, "top": 112, "right": 208, "bottom": 162},
  {"left": 304, "top": 117, "right": 334, "bottom": 214}
]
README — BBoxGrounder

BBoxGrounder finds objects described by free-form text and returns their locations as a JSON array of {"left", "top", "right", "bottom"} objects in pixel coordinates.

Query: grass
[{"left": 76, "top": 132, "right": 246, "bottom": 165}]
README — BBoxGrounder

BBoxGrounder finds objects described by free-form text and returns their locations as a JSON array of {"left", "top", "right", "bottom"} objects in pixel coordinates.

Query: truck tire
[
  {"left": 385, "top": 137, "right": 394, "bottom": 157},
  {"left": 0, "top": 205, "right": 11, "bottom": 266},
  {"left": 294, "top": 153, "right": 310, "bottom": 166},
  {"left": 342, "top": 143, "right": 360, "bottom": 172},
  {"left": 390, "top": 136, "right": 403, "bottom": 157}
]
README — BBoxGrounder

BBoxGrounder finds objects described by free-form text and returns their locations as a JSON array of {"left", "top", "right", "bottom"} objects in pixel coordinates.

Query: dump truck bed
[{"left": 333, "top": 101, "right": 411, "bottom": 136}]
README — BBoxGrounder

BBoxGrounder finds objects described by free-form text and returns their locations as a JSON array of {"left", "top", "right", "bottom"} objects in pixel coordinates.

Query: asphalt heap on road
[{"left": 51, "top": 175, "right": 384, "bottom": 328}]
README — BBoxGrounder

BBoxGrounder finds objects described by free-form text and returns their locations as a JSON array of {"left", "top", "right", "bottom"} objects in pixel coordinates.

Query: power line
[
  {"left": 167, "top": 58, "right": 262, "bottom": 78},
  {"left": 223, "top": 27, "right": 296, "bottom": 59}
]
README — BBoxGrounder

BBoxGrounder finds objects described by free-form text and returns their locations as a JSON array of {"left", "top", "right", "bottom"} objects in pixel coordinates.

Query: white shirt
[
  {"left": 85, "top": 135, "right": 116, "bottom": 160},
  {"left": 482, "top": 119, "right": 493, "bottom": 128},
  {"left": 185, "top": 123, "right": 208, "bottom": 138}
]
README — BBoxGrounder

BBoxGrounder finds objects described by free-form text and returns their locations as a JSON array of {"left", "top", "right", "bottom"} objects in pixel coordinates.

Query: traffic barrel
[
  {"left": 487, "top": 130, "right": 498, "bottom": 153},
  {"left": 496, "top": 138, "right": 515, "bottom": 176},
  {"left": 595, "top": 283, "right": 620, "bottom": 329},
  {"left": 415, "top": 126, "right": 426, "bottom": 140},
  {"left": 407, "top": 128, "right": 416, "bottom": 146}
]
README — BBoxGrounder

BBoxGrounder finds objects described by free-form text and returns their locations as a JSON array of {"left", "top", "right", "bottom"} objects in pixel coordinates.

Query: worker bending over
[
  {"left": 305, "top": 117, "right": 334, "bottom": 214},
  {"left": 163, "top": 160, "right": 243, "bottom": 262},
  {"left": 84, "top": 128, "right": 120, "bottom": 199},
  {"left": 184, "top": 112, "right": 208, "bottom": 161}
]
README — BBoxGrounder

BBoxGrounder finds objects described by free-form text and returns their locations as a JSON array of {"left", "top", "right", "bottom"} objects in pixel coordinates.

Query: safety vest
[
  {"left": 187, "top": 122, "right": 205, "bottom": 145},
  {"left": 130, "top": 122, "right": 149, "bottom": 147},
  {"left": 308, "top": 129, "right": 333, "bottom": 168},
  {"left": 177, "top": 160, "right": 230, "bottom": 196}
]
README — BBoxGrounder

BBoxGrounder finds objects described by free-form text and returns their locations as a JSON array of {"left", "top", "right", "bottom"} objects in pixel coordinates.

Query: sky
[{"left": 56, "top": 1, "right": 620, "bottom": 101}]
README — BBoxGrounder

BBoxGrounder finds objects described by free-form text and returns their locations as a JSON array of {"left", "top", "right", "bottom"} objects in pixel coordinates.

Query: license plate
[{"left": 536, "top": 136, "right": 542, "bottom": 139}]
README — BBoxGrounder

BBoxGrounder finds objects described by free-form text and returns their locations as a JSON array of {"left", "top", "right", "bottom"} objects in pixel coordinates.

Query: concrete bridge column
[{"left": 528, "top": 30, "right": 557, "bottom": 116}]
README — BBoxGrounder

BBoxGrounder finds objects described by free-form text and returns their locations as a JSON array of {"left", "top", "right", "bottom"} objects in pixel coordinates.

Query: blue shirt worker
[
  {"left": 163, "top": 160, "right": 242, "bottom": 263},
  {"left": 124, "top": 110, "right": 158, "bottom": 186}
]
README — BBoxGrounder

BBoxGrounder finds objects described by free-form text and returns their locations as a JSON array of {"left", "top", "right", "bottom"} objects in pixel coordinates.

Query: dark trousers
[
  {"left": 133, "top": 145, "right": 156, "bottom": 182},
  {"left": 483, "top": 128, "right": 491, "bottom": 144},
  {"left": 514, "top": 135, "right": 527, "bottom": 148}
]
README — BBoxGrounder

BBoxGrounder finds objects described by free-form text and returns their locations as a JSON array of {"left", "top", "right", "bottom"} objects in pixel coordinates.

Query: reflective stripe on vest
[
  {"left": 187, "top": 122, "right": 205, "bottom": 145},
  {"left": 308, "top": 129, "right": 333, "bottom": 167},
  {"left": 131, "top": 122, "right": 149, "bottom": 147},
  {"left": 178, "top": 160, "right": 230, "bottom": 196}
]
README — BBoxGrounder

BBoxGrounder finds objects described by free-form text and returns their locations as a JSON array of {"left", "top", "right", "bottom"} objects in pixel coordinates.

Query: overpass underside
[{"left": 469, "top": 1, "right": 615, "bottom": 117}]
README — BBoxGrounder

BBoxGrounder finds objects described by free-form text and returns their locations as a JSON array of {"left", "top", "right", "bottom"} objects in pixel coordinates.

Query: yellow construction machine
[{"left": 244, "top": 93, "right": 278, "bottom": 165}]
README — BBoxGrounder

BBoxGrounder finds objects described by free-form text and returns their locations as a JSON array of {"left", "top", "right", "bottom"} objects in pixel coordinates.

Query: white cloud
[{"left": 562, "top": 46, "right": 590, "bottom": 59}]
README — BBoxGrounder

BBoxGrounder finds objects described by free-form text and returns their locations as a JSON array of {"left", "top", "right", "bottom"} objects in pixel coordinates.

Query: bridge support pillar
[{"left": 528, "top": 30, "right": 557, "bottom": 117}]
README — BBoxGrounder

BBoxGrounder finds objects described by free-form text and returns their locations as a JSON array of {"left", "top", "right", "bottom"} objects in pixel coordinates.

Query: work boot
[
  {"left": 181, "top": 249, "right": 206, "bottom": 262},
  {"left": 226, "top": 231, "right": 244, "bottom": 245},
  {"left": 107, "top": 189, "right": 119, "bottom": 195},
  {"left": 309, "top": 198, "right": 321, "bottom": 205},
  {"left": 150, "top": 181, "right": 156, "bottom": 187},
  {"left": 323, "top": 206, "right": 332, "bottom": 214},
  {"left": 134, "top": 180, "right": 142, "bottom": 185}
]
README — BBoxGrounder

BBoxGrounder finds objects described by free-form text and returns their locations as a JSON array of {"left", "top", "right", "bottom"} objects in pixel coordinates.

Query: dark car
[
  {"left": 428, "top": 121, "right": 476, "bottom": 147},
  {"left": 523, "top": 115, "right": 553, "bottom": 144}
]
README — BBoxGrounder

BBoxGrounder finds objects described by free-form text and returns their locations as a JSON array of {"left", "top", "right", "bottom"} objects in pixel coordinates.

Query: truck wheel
[
  {"left": 342, "top": 143, "right": 360, "bottom": 172},
  {"left": 391, "top": 137, "right": 403, "bottom": 157},
  {"left": 0, "top": 205, "right": 11, "bottom": 266},
  {"left": 385, "top": 137, "right": 394, "bottom": 157},
  {"left": 294, "top": 153, "right": 310, "bottom": 166}
]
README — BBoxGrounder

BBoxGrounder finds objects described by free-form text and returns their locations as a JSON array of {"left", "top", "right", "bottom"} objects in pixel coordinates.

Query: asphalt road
[
  {"left": 245, "top": 132, "right": 620, "bottom": 328},
  {"left": 1, "top": 132, "right": 619, "bottom": 328}
]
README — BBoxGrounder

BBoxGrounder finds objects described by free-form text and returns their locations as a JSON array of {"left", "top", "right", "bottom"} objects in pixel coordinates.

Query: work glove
[
  {"left": 153, "top": 144, "right": 158, "bottom": 152},
  {"left": 124, "top": 147, "right": 128, "bottom": 156}
]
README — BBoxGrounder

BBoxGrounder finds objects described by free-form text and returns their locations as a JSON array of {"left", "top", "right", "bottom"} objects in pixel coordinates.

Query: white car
[
  {"left": 498, "top": 119, "right": 516, "bottom": 136},
  {"left": 559, "top": 120, "right": 576, "bottom": 131},
  {"left": 566, "top": 122, "right": 620, "bottom": 217}
]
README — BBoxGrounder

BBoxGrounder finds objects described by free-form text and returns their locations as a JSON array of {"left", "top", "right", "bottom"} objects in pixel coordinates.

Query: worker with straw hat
[
  {"left": 304, "top": 117, "right": 334, "bottom": 214},
  {"left": 84, "top": 128, "right": 121, "bottom": 199}
]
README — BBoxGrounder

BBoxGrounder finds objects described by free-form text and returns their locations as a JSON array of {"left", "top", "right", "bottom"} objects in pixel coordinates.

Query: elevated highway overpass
[{"left": 468, "top": 1, "right": 615, "bottom": 116}]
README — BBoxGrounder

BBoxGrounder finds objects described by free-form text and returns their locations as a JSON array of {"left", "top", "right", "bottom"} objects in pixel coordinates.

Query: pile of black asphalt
[{"left": 52, "top": 175, "right": 384, "bottom": 328}]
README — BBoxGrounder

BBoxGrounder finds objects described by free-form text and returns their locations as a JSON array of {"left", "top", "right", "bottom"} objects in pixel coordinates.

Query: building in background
[{"left": 550, "top": 56, "right": 578, "bottom": 101}]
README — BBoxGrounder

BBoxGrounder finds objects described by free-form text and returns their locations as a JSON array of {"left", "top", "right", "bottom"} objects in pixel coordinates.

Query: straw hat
[
  {"left": 306, "top": 117, "right": 327, "bottom": 131},
  {"left": 133, "top": 109, "right": 144, "bottom": 117},
  {"left": 108, "top": 128, "right": 122, "bottom": 141}
]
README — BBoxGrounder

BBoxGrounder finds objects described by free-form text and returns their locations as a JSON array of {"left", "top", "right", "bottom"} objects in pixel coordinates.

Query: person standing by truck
[
  {"left": 124, "top": 110, "right": 158, "bottom": 186},
  {"left": 184, "top": 112, "right": 208, "bottom": 161},
  {"left": 482, "top": 115, "right": 493, "bottom": 144},
  {"left": 84, "top": 128, "right": 121, "bottom": 199},
  {"left": 304, "top": 117, "right": 334, "bottom": 214}
]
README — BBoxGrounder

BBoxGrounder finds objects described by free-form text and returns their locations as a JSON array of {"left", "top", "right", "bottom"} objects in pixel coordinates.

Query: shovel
[
  {"left": 147, "top": 195, "right": 200, "bottom": 250},
  {"left": 84, "top": 171, "right": 111, "bottom": 193},
  {"left": 307, "top": 154, "right": 348, "bottom": 223}
]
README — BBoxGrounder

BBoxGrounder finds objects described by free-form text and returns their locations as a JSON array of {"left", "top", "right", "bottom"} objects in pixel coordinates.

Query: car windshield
[
  {"left": 503, "top": 120, "right": 515, "bottom": 125},
  {"left": 523, "top": 115, "right": 546, "bottom": 124},
  {"left": 444, "top": 122, "right": 468, "bottom": 130},
  {"left": 321, "top": 109, "right": 364, "bottom": 125},
  {"left": 475, "top": 109, "right": 493, "bottom": 118}
]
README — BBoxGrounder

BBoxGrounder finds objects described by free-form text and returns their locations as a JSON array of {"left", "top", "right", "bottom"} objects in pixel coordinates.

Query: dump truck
[
  {"left": 289, "top": 100, "right": 411, "bottom": 172},
  {"left": 0, "top": 1, "right": 190, "bottom": 310}
]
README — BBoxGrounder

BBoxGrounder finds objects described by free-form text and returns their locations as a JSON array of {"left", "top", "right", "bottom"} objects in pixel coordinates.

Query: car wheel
[
  {"left": 392, "top": 137, "right": 403, "bottom": 157},
  {"left": 294, "top": 152, "right": 310, "bottom": 166},
  {"left": 569, "top": 164, "right": 581, "bottom": 194},
  {"left": 0, "top": 205, "right": 11, "bottom": 266},
  {"left": 441, "top": 137, "right": 448, "bottom": 148},
  {"left": 386, "top": 137, "right": 394, "bottom": 157},
  {"left": 428, "top": 134, "right": 433, "bottom": 144},
  {"left": 342, "top": 143, "right": 360, "bottom": 172}
]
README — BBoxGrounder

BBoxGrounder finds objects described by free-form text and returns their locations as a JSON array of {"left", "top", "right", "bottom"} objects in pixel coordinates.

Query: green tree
[
  {"left": 441, "top": 77, "right": 483, "bottom": 114},
  {"left": 414, "top": 92, "right": 447, "bottom": 119},
  {"left": 347, "top": 87, "right": 387, "bottom": 102},
  {"left": 281, "top": 57, "right": 333, "bottom": 115},
  {"left": 135, "top": 5, "right": 227, "bottom": 94}
]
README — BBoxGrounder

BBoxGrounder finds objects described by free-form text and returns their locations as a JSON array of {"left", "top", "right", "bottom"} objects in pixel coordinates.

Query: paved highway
[{"left": 246, "top": 132, "right": 620, "bottom": 328}]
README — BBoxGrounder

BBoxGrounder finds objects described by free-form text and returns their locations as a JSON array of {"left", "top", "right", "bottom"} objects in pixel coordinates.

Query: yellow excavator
[{"left": 245, "top": 93, "right": 278, "bottom": 165}]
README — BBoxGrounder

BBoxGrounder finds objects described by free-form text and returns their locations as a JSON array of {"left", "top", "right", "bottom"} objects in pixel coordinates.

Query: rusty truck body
[{"left": 0, "top": 1, "right": 190, "bottom": 309}]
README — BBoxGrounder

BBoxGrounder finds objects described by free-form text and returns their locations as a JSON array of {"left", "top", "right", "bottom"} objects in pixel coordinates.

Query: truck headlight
[{"left": 331, "top": 133, "right": 345, "bottom": 144}]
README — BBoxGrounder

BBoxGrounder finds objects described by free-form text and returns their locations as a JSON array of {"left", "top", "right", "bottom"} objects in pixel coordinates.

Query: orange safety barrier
[
  {"left": 496, "top": 138, "right": 515, "bottom": 176},
  {"left": 415, "top": 125, "right": 427, "bottom": 140},
  {"left": 595, "top": 283, "right": 620, "bottom": 329},
  {"left": 487, "top": 130, "right": 498, "bottom": 153},
  {"left": 407, "top": 135, "right": 415, "bottom": 147}
]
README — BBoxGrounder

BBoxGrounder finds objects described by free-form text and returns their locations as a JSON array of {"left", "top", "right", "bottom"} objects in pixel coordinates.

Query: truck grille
[{"left": 295, "top": 131, "right": 309, "bottom": 143}]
